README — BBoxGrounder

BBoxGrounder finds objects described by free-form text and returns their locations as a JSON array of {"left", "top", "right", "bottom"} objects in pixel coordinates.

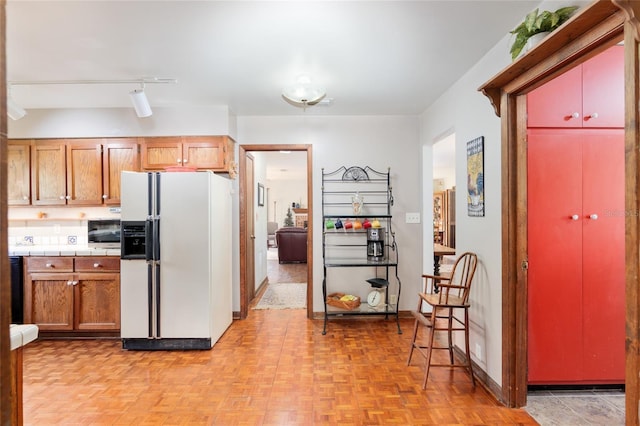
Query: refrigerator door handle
[
  {"left": 147, "top": 262, "right": 154, "bottom": 338},
  {"left": 145, "top": 219, "right": 154, "bottom": 262},
  {"left": 153, "top": 218, "right": 160, "bottom": 261},
  {"left": 155, "top": 262, "right": 161, "bottom": 338}
]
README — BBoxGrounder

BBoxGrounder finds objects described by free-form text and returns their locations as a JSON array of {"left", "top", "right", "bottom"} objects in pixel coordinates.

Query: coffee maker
[{"left": 367, "top": 228, "right": 385, "bottom": 261}]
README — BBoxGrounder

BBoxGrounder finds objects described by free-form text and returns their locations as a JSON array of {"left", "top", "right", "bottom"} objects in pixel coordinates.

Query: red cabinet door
[
  {"left": 528, "top": 45, "right": 623, "bottom": 129},
  {"left": 582, "top": 45, "right": 624, "bottom": 128},
  {"left": 527, "top": 129, "right": 625, "bottom": 384},
  {"left": 527, "top": 129, "right": 584, "bottom": 383},
  {"left": 581, "top": 129, "right": 625, "bottom": 382},
  {"left": 527, "top": 65, "right": 582, "bottom": 128}
]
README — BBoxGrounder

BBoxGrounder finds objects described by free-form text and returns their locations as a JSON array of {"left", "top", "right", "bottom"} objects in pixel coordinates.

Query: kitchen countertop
[
  {"left": 9, "top": 245, "right": 121, "bottom": 257},
  {"left": 10, "top": 324, "right": 39, "bottom": 350}
]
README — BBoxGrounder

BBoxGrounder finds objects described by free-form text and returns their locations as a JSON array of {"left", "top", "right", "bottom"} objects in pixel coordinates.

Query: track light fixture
[
  {"left": 7, "top": 85, "right": 26, "bottom": 120},
  {"left": 7, "top": 97, "right": 26, "bottom": 120},
  {"left": 129, "top": 86, "right": 152, "bottom": 118},
  {"left": 6, "top": 77, "right": 177, "bottom": 119}
]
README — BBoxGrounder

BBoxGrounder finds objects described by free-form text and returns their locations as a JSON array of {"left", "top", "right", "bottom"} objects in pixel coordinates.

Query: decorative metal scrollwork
[{"left": 341, "top": 166, "right": 369, "bottom": 181}]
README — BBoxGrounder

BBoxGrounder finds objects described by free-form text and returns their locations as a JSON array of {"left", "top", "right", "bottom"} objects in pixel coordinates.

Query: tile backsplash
[{"left": 8, "top": 206, "right": 119, "bottom": 247}]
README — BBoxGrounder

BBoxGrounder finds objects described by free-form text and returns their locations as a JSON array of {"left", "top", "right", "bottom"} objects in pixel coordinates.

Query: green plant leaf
[{"left": 509, "top": 5, "right": 580, "bottom": 61}]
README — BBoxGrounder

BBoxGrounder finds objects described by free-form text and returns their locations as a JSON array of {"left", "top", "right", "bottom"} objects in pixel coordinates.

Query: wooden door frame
[
  {"left": 0, "top": 2, "right": 10, "bottom": 423},
  {"left": 479, "top": 1, "right": 640, "bottom": 420},
  {"left": 238, "top": 144, "right": 313, "bottom": 320}
]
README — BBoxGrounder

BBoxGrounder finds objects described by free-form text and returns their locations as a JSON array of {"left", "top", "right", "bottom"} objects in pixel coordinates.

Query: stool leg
[
  {"left": 422, "top": 310, "right": 437, "bottom": 389},
  {"left": 407, "top": 318, "right": 419, "bottom": 365},
  {"left": 464, "top": 308, "right": 475, "bottom": 387}
]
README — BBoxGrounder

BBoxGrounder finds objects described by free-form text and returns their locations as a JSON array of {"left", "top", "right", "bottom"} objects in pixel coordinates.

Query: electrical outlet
[
  {"left": 389, "top": 294, "right": 397, "bottom": 305},
  {"left": 475, "top": 343, "right": 482, "bottom": 360},
  {"left": 405, "top": 212, "right": 421, "bottom": 223}
]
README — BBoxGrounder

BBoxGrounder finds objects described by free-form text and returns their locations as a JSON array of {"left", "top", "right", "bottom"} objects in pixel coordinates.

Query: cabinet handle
[
  {"left": 571, "top": 112, "right": 580, "bottom": 119},
  {"left": 46, "top": 263, "right": 53, "bottom": 268},
  {"left": 65, "top": 195, "right": 71, "bottom": 200},
  {"left": 589, "top": 214, "right": 598, "bottom": 220},
  {"left": 59, "top": 195, "right": 65, "bottom": 200},
  {"left": 587, "top": 112, "right": 599, "bottom": 119},
  {"left": 183, "top": 159, "right": 188, "bottom": 164},
  {"left": 176, "top": 158, "right": 182, "bottom": 164},
  {"left": 571, "top": 214, "right": 579, "bottom": 221},
  {"left": 67, "top": 280, "right": 74, "bottom": 286},
  {"left": 102, "top": 194, "right": 107, "bottom": 199},
  {"left": 22, "top": 195, "right": 28, "bottom": 200},
  {"left": 93, "top": 263, "right": 101, "bottom": 268}
]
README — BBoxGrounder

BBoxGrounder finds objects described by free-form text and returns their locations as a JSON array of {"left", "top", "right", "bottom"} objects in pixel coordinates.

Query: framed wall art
[{"left": 466, "top": 136, "right": 484, "bottom": 217}]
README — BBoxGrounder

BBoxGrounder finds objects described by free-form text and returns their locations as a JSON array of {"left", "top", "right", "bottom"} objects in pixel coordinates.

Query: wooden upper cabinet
[
  {"left": 140, "top": 137, "right": 183, "bottom": 169},
  {"left": 66, "top": 140, "right": 103, "bottom": 206},
  {"left": 141, "top": 136, "right": 233, "bottom": 171},
  {"left": 31, "top": 140, "right": 67, "bottom": 205},
  {"left": 7, "top": 140, "right": 32, "bottom": 205},
  {"left": 103, "top": 139, "right": 140, "bottom": 205},
  {"left": 527, "top": 45, "right": 624, "bottom": 128}
]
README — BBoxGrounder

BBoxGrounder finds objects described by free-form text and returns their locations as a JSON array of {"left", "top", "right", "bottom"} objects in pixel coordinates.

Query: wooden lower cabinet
[{"left": 24, "top": 256, "right": 120, "bottom": 335}]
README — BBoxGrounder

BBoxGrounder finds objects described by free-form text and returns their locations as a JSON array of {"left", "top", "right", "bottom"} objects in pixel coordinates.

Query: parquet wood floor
[{"left": 22, "top": 310, "right": 538, "bottom": 425}]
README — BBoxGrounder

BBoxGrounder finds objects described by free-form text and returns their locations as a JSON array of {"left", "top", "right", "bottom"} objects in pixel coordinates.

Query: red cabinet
[
  {"left": 527, "top": 45, "right": 623, "bottom": 128},
  {"left": 527, "top": 128, "right": 625, "bottom": 384}
]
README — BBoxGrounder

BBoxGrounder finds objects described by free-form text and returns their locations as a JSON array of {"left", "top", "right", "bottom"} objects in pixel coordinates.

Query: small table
[{"left": 434, "top": 243, "right": 455, "bottom": 276}]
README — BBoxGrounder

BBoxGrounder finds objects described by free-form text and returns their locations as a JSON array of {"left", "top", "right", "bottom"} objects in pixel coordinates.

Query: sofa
[{"left": 276, "top": 227, "right": 308, "bottom": 263}]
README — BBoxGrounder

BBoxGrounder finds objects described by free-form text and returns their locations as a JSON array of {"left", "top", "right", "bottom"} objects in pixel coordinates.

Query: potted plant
[{"left": 509, "top": 6, "right": 579, "bottom": 60}]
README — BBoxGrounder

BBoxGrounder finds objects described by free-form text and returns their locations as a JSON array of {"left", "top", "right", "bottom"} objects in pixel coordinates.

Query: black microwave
[{"left": 87, "top": 219, "right": 121, "bottom": 249}]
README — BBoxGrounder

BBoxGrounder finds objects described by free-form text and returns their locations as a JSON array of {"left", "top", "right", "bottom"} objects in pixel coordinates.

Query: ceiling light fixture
[
  {"left": 7, "top": 77, "right": 177, "bottom": 119},
  {"left": 282, "top": 75, "right": 326, "bottom": 110},
  {"left": 7, "top": 87, "right": 26, "bottom": 120},
  {"left": 129, "top": 85, "right": 152, "bottom": 118}
]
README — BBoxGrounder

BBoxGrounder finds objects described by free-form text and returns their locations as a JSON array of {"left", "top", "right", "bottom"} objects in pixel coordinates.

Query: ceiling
[{"left": 5, "top": 0, "right": 542, "bottom": 117}]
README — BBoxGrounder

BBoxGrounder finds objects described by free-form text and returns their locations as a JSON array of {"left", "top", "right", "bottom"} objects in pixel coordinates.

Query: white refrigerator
[{"left": 120, "top": 171, "right": 232, "bottom": 350}]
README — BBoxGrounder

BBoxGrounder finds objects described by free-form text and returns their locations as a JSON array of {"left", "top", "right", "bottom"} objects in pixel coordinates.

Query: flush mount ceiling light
[
  {"left": 282, "top": 75, "right": 326, "bottom": 110},
  {"left": 7, "top": 77, "right": 177, "bottom": 119},
  {"left": 129, "top": 85, "right": 152, "bottom": 118}
]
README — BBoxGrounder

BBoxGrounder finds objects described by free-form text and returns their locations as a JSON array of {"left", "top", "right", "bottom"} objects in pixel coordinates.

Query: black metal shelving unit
[{"left": 321, "top": 166, "right": 401, "bottom": 335}]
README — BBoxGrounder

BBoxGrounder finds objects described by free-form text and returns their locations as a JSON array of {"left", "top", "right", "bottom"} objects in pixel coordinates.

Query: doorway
[{"left": 238, "top": 144, "right": 313, "bottom": 320}]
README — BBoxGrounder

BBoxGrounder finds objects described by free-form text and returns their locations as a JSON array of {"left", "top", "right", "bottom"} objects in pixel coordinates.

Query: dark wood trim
[
  {"left": 622, "top": 11, "right": 640, "bottom": 425},
  {"left": 1, "top": 1, "right": 11, "bottom": 424},
  {"left": 479, "top": 0, "right": 636, "bottom": 415},
  {"left": 238, "top": 144, "right": 313, "bottom": 320}
]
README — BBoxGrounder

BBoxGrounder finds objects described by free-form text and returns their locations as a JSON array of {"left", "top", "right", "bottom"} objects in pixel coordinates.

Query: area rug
[{"left": 254, "top": 283, "right": 306, "bottom": 310}]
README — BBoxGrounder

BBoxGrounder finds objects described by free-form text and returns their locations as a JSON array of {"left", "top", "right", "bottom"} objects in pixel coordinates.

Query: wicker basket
[{"left": 326, "top": 292, "right": 361, "bottom": 310}]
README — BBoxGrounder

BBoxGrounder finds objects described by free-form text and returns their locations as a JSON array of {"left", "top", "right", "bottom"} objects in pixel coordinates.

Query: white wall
[
  {"left": 267, "top": 178, "right": 307, "bottom": 227},
  {"left": 419, "top": 32, "right": 515, "bottom": 385},
  {"left": 237, "top": 115, "right": 423, "bottom": 313}
]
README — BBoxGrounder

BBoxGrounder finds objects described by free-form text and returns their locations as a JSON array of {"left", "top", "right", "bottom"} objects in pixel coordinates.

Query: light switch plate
[{"left": 405, "top": 212, "right": 420, "bottom": 223}]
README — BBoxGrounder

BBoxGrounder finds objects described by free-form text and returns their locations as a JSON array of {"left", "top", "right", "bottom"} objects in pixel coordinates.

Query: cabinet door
[
  {"left": 75, "top": 273, "right": 120, "bottom": 331},
  {"left": 183, "top": 136, "right": 225, "bottom": 169},
  {"left": 103, "top": 139, "right": 140, "bottom": 205},
  {"left": 581, "top": 129, "right": 625, "bottom": 381},
  {"left": 66, "top": 140, "right": 103, "bottom": 205},
  {"left": 31, "top": 141, "right": 67, "bottom": 205},
  {"left": 527, "top": 65, "right": 582, "bottom": 128},
  {"left": 582, "top": 45, "right": 624, "bottom": 128},
  {"left": 25, "top": 273, "right": 74, "bottom": 331},
  {"left": 527, "top": 129, "right": 584, "bottom": 383},
  {"left": 141, "top": 137, "right": 183, "bottom": 169},
  {"left": 7, "top": 141, "right": 31, "bottom": 205}
]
